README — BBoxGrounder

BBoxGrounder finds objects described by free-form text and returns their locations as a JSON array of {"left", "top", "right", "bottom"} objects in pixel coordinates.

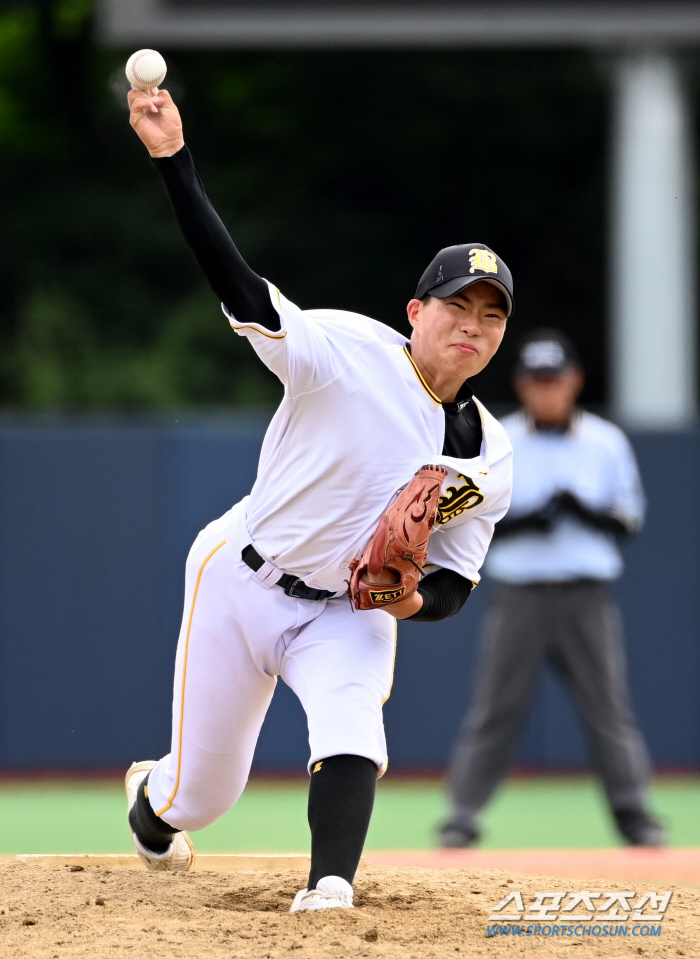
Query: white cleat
[
  {"left": 290, "top": 875, "right": 354, "bottom": 912},
  {"left": 124, "top": 760, "right": 194, "bottom": 873}
]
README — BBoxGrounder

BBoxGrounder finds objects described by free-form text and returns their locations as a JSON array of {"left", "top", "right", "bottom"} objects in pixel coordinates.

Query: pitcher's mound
[{"left": 1, "top": 859, "right": 697, "bottom": 958}]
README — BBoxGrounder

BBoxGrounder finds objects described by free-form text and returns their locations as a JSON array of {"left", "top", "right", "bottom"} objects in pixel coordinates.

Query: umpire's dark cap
[
  {"left": 516, "top": 328, "right": 580, "bottom": 377},
  {"left": 415, "top": 243, "right": 513, "bottom": 316}
]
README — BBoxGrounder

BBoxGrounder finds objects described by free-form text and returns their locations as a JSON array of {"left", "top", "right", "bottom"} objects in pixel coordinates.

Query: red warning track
[{"left": 365, "top": 848, "right": 700, "bottom": 886}]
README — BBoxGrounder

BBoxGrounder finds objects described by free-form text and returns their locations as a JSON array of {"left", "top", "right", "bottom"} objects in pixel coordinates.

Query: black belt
[{"left": 241, "top": 545, "right": 336, "bottom": 602}]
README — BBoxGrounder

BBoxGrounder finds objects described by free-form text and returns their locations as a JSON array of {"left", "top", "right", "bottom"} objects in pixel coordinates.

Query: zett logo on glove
[{"left": 369, "top": 586, "right": 406, "bottom": 605}]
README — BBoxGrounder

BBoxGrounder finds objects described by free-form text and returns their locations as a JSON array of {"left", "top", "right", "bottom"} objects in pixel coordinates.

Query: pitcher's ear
[{"left": 406, "top": 298, "right": 423, "bottom": 330}]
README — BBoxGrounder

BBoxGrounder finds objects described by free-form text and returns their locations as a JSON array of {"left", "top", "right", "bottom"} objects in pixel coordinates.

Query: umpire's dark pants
[{"left": 447, "top": 580, "right": 653, "bottom": 828}]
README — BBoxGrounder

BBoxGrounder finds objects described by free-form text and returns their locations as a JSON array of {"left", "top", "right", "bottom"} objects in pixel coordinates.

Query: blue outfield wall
[{"left": 0, "top": 417, "right": 698, "bottom": 772}]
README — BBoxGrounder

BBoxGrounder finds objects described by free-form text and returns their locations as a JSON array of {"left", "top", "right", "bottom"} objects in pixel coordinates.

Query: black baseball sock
[
  {"left": 128, "top": 772, "right": 179, "bottom": 854},
  {"left": 307, "top": 754, "right": 377, "bottom": 891}
]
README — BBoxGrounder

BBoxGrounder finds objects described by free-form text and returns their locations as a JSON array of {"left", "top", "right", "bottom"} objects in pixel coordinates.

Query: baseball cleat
[
  {"left": 439, "top": 820, "right": 480, "bottom": 848},
  {"left": 124, "top": 760, "right": 194, "bottom": 872},
  {"left": 289, "top": 875, "right": 354, "bottom": 912},
  {"left": 614, "top": 808, "right": 666, "bottom": 847}
]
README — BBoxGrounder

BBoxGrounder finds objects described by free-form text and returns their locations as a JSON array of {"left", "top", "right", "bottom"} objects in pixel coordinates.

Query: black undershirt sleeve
[
  {"left": 409, "top": 568, "right": 473, "bottom": 623},
  {"left": 150, "top": 145, "right": 280, "bottom": 330}
]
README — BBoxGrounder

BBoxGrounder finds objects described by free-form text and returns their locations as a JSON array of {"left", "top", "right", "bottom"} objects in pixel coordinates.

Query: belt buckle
[{"left": 284, "top": 577, "right": 304, "bottom": 599}]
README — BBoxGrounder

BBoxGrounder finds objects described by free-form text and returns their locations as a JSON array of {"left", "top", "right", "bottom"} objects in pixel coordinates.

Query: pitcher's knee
[{"left": 307, "top": 712, "right": 386, "bottom": 773}]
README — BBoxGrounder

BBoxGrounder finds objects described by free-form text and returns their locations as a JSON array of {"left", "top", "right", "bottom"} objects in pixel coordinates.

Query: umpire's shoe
[
  {"left": 438, "top": 820, "right": 480, "bottom": 848},
  {"left": 614, "top": 808, "right": 666, "bottom": 847},
  {"left": 290, "top": 876, "right": 354, "bottom": 912},
  {"left": 125, "top": 761, "right": 195, "bottom": 872}
]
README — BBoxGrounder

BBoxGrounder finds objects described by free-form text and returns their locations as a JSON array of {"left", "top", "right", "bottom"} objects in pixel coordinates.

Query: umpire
[{"left": 440, "top": 328, "right": 665, "bottom": 848}]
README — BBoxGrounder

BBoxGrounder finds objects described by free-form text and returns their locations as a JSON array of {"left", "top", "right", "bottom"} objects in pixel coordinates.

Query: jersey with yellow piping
[{"left": 223, "top": 283, "right": 512, "bottom": 593}]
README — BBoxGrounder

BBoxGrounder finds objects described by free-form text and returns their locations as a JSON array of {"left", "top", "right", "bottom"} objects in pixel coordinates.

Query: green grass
[{"left": 1, "top": 776, "right": 698, "bottom": 856}]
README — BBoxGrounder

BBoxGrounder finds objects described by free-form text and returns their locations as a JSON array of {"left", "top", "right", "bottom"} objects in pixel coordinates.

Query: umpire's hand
[{"left": 128, "top": 88, "right": 185, "bottom": 158}]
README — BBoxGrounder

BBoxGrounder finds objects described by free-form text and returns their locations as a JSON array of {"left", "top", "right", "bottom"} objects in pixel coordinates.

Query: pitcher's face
[{"left": 407, "top": 281, "right": 508, "bottom": 386}]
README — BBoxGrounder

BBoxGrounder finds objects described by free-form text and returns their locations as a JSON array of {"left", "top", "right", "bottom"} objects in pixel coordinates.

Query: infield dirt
[{"left": 0, "top": 859, "right": 695, "bottom": 958}]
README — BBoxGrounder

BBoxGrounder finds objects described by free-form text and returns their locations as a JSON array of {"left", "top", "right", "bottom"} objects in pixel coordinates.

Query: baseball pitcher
[{"left": 125, "top": 83, "right": 513, "bottom": 912}]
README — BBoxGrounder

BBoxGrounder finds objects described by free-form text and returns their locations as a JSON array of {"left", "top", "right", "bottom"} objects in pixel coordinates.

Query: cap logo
[
  {"left": 469, "top": 249, "right": 498, "bottom": 274},
  {"left": 522, "top": 341, "right": 566, "bottom": 370},
  {"left": 435, "top": 265, "right": 444, "bottom": 283}
]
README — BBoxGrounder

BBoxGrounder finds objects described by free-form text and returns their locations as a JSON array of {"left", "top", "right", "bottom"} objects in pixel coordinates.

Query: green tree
[{"left": 0, "top": 2, "right": 610, "bottom": 409}]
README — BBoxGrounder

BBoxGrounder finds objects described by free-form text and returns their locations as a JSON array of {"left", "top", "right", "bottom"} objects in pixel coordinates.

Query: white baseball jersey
[
  {"left": 485, "top": 409, "right": 645, "bottom": 584},
  {"left": 148, "top": 282, "right": 513, "bottom": 830},
  {"left": 223, "top": 281, "right": 513, "bottom": 592}
]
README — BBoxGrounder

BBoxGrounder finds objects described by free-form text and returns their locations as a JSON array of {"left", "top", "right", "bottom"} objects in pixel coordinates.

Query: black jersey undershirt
[{"left": 152, "top": 145, "right": 477, "bottom": 621}]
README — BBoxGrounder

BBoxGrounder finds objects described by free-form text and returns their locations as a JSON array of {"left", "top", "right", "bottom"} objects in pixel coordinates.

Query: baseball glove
[{"left": 348, "top": 464, "right": 447, "bottom": 611}]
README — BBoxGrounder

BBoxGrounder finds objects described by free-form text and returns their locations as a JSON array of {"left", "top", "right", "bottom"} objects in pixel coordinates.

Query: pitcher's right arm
[{"left": 128, "top": 87, "right": 279, "bottom": 329}]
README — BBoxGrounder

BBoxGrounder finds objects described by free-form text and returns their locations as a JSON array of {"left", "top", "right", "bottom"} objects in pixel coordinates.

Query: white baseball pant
[{"left": 147, "top": 502, "right": 397, "bottom": 832}]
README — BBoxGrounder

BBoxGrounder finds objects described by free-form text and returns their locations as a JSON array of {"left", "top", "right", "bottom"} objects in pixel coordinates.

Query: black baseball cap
[
  {"left": 415, "top": 243, "right": 513, "bottom": 316},
  {"left": 515, "top": 328, "right": 580, "bottom": 377}
]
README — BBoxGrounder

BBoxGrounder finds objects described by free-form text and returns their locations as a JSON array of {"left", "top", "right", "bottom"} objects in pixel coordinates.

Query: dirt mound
[{"left": 0, "top": 859, "right": 696, "bottom": 958}]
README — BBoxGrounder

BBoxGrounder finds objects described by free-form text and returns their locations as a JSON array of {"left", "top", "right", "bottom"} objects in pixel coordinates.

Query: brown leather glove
[{"left": 348, "top": 464, "right": 447, "bottom": 610}]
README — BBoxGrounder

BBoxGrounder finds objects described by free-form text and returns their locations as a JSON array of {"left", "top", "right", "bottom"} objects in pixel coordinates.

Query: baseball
[{"left": 126, "top": 49, "right": 167, "bottom": 91}]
